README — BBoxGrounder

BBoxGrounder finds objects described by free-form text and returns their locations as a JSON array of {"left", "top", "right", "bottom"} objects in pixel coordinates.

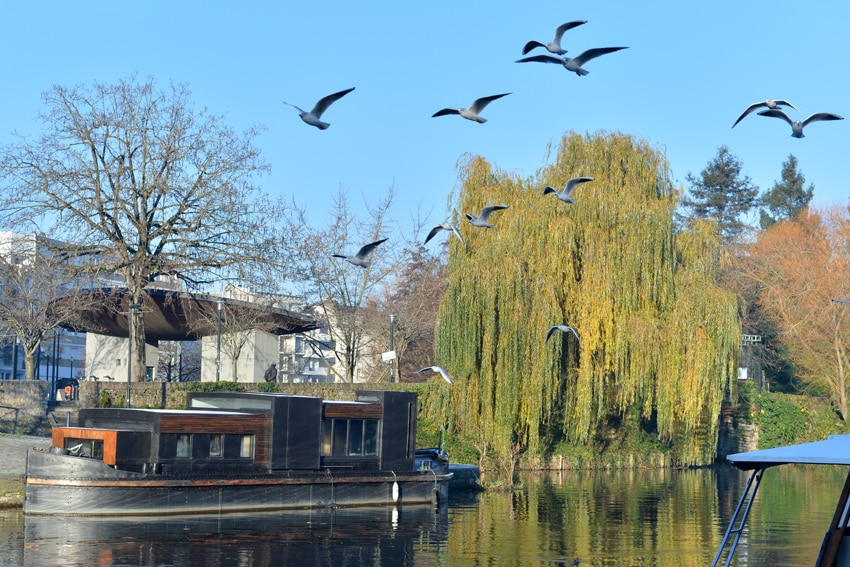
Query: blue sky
[{"left": 2, "top": 1, "right": 848, "bottom": 241}]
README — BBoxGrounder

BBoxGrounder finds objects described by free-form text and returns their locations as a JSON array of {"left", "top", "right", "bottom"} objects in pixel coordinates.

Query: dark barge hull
[{"left": 24, "top": 449, "right": 451, "bottom": 516}]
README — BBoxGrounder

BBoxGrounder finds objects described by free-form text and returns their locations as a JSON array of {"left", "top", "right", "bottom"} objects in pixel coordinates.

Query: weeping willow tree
[{"left": 435, "top": 131, "right": 740, "bottom": 468}]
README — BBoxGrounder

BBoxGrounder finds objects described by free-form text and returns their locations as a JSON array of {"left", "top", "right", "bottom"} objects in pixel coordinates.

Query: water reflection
[
  {"left": 19, "top": 505, "right": 449, "bottom": 567},
  {"left": 0, "top": 466, "right": 845, "bottom": 566}
]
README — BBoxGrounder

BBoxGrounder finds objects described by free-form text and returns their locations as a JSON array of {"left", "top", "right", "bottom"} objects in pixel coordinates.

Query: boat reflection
[{"left": 24, "top": 504, "right": 449, "bottom": 567}]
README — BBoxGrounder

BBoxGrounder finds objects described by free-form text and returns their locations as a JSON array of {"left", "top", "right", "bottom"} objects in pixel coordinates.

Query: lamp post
[
  {"left": 216, "top": 297, "right": 224, "bottom": 382},
  {"left": 127, "top": 302, "right": 141, "bottom": 408},
  {"left": 389, "top": 313, "right": 396, "bottom": 383}
]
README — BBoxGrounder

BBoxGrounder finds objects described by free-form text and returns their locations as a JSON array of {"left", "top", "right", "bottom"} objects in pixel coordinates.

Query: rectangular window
[
  {"left": 322, "top": 421, "right": 332, "bottom": 456},
  {"left": 364, "top": 420, "right": 379, "bottom": 456},
  {"left": 348, "top": 420, "right": 363, "bottom": 456},
  {"left": 176, "top": 434, "right": 190, "bottom": 458},
  {"left": 240, "top": 435, "right": 254, "bottom": 458},
  {"left": 332, "top": 420, "right": 348, "bottom": 456},
  {"left": 210, "top": 435, "right": 222, "bottom": 458}
]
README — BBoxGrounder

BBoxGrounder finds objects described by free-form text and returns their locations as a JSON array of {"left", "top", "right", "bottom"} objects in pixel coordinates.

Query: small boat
[
  {"left": 714, "top": 434, "right": 850, "bottom": 566},
  {"left": 23, "top": 390, "right": 454, "bottom": 516}
]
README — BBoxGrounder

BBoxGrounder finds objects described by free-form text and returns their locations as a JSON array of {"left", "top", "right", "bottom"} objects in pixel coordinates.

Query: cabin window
[
  {"left": 240, "top": 435, "right": 254, "bottom": 458},
  {"left": 176, "top": 434, "right": 190, "bottom": 458},
  {"left": 323, "top": 418, "right": 381, "bottom": 457},
  {"left": 210, "top": 435, "right": 222, "bottom": 458},
  {"left": 63, "top": 438, "right": 104, "bottom": 460}
]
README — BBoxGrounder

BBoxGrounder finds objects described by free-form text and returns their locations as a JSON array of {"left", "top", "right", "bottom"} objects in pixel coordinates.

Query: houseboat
[
  {"left": 23, "top": 390, "right": 453, "bottom": 516},
  {"left": 713, "top": 434, "right": 850, "bottom": 566}
]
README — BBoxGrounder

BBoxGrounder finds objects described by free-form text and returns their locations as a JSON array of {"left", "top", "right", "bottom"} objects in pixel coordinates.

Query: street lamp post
[
  {"left": 216, "top": 297, "right": 224, "bottom": 382},
  {"left": 389, "top": 313, "right": 396, "bottom": 383},
  {"left": 127, "top": 303, "right": 141, "bottom": 408}
]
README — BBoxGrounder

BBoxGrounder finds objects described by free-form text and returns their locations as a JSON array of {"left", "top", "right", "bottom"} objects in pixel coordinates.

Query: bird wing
[
  {"left": 437, "top": 367, "right": 453, "bottom": 384},
  {"left": 354, "top": 238, "right": 388, "bottom": 259},
  {"left": 449, "top": 224, "right": 464, "bottom": 243},
  {"left": 545, "top": 326, "right": 560, "bottom": 342},
  {"left": 521, "top": 40, "right": 546, "bottom": 55},
  {"left": 774, "top": 99, "right": 799, "bottom": 112},
  {"left": 834, "top": 299, "right": 850, "bottom": 305},
  {"left": 516, "top": 54, "right": 564, "bottom": 65},
  {"left": 432, "top": 108, "right": 460, "bottom": 118},
  {"left": 283, "top": 102, "right": 306, "bottom": 114},
  {"left": 553, "top": 20, "right": 588, "bottom": 41},
  {"left": 802, "top": 112, "right": 844, "bottom": 127},
  {"left": 542, "top": 186, "right": 559, "bottom": 196},
  {"left": 311, "top": 87, "right": 355, "bottom": 118},
  {"left": 731, "top": 102, "right": 767, "bottom": 128},
  {"left": 469, "top": 93, "right": 511, "bottom": 114},
  {"left": 571, "top": 46, "right": 628, "bottom": 67},
  {"left": 424, "top": 225, "right": 445, "bottom": 244},
  {"left": 758, "top": 108, "right": 794, "bottom": 126},
  {"left": 564, "top": 176, "right": 594, "bottom": 194},
  {"left": 479, "top": 205, "right": 509, "bottom": 222}
]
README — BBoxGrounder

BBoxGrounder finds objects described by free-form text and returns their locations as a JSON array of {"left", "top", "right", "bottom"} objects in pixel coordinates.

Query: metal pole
[
  {"left": 216, "top": 297, "right": 224, "bottom": 382},
  {"left": 389, "top": 313, "right": 396, "bottom": 383}
]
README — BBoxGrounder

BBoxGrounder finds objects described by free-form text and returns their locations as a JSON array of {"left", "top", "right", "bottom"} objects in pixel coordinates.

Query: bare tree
[
  {"left": 0, "top": 76, "right": 274, "bottom": 381},
  {"left": 373, "top": 244, "right": 447, "bottom": 382},
  {"left": 0, "top": 232, "right": 101, "bottom": 380},
  {"left": 282, "top": 189, "right": 402, "bottom": 382}
]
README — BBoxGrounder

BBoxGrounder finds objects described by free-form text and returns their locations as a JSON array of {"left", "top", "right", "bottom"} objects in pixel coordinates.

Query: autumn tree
[
  {"left": 375, "top": 244, "right": 447, "bottom": 382},
  {"left": 0, "top": 76, "right": 273, "bottom": 382},
  {"left": 759, "top": 154, "right": 814, "bottom": 229},
  {"left": 743, "top": 205, "right": 850, "bottom": 418},
  {"left": 680, "top": 146, "right": 759, "bottom": 244},
  {"left": 435, "top": 133, "right": 740, "bottom": 472},
  {"left": 282, "top": 189, "right": 403, "bottom": 383}
]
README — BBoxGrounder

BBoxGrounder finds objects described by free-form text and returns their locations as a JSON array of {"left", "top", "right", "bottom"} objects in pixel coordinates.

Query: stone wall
[{"left": 0, "top": 381, "right": 49, "bottom": 435}]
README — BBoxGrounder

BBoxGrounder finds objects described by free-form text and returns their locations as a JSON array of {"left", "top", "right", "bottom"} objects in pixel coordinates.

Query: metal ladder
[{"left": 711, "top": 467, "right": 766, "bottom": 567}]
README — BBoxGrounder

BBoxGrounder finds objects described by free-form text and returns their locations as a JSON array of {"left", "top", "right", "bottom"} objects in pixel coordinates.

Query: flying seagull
[
  {"left": 758, "top": 109, "right": 844, "bottom": 138},
  {"left": 331, "top": 238, "right": 388, "bottom": 268},
  {"left": 546, "top": 325, "right": 580, "bottom": 342},
  {"left": 417, "top": 365, "right": 453, "bottom": 385},
  {"left": 465, "top": 205, "right": 509, "bottom": 228},
  {"left": 432, "top": 93, "right": 511, "bottom": 123},
  {"left": 424, "top": 222, "right": 464, "bottom": 245},
  {"left": 521, "top": 20, "right": 588, "bottom": 55},
  {"left": 516, "top": 47, "right": 628, "bottom": 76},
  {"left": 542, "top": 176, "right": 594, "bottom": 204},
  {"left": 731, "top": 99, "right": 798, "bottom": 128},
  {"left": 284, "top": 87, "right": 355, "bottom": 130}
]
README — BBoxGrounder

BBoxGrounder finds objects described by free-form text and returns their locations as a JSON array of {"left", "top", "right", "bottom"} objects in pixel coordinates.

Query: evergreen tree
[
  {"left": 435, "top": 132, "right": 741, "bottom": 468},
  {"left": 759, "top": 154, "right": 814, "bottom": 229},
  {"left": 681, "top": 146, "right": 759, "bottom": 244}
]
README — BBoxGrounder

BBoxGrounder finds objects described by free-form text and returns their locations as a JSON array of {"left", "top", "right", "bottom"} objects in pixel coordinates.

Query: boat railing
[{"left": 711, "top": 466, "right": 767, "bottom": 567}]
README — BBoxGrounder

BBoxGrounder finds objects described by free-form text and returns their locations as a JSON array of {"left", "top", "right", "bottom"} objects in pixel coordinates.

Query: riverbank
[{"left": 0, "top": 434, "right": 51, "bottom": 508}]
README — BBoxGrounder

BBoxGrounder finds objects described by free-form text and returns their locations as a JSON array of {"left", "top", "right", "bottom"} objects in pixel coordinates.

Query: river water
[{"left": 0, "top": 464, "right": 843, "bottom": 566}]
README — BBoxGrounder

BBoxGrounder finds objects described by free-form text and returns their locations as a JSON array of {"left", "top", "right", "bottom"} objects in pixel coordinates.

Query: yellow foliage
[{"left": 435, "top": 132, "right": 740, "bottom": 466}]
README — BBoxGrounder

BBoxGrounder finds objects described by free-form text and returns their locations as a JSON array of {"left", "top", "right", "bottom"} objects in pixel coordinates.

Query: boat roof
[{"left": 728, "top": 434, "right": 850, "bottom": 470}]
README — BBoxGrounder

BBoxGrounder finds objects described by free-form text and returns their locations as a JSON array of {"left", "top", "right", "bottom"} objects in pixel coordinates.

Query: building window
[
  {"left": 176, "top": 434, "right": 190, "bottom": 458},
  {"left": 210, "top": 435, "right": 222, "bottom": 457},
  {"left": 323, "top": 419, "right": 380, "bottom": 457},
  {"left": 240, "top": 435, "right": 254, "bottom": 458}
]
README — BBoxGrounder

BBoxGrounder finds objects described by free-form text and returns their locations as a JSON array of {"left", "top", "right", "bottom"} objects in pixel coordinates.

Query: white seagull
[
  {"left": 516, "top": 47, "right": 628, "bottom": 76},
  {"left": 465, "top": 205, "right": 509, "bottom": 229},
  {"left": 546, "top": 325, "right": 580, "bottom": 342},
  {"left": 331, "top": 238, "right": 388, "bottom": 268},
  {"left": 522, "top": 20, "right": 588, "bottom": 55},
  {"left": 542, "top": 176, "right": 594, "bottom": 204},
  {"left": 758, "top": 109, "right": 844, "bottom": 138},
  {"left": 432, "top": 93, "right": 511, "bottom": 123},
  {"left": 731, "top": 99, "right": 798, "bottom": 128},
  {"left": 424, "top": 222, "right": 464, "bottom": 245},
  {"left": 284, "top": 87, "right": 355, "bottom": 130},
  {"left": 417, "top": 365, "right": 453, "bottom": 385}
]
